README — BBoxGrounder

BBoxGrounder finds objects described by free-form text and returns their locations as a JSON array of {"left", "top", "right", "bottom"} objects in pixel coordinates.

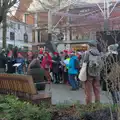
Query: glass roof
[{"left": 28, "top": 0, "right": 120, "bottom": 32}]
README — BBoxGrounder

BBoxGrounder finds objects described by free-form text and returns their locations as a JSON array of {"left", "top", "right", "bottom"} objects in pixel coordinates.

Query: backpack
[{"left": 88, "top": 51, "right": 102, "bottom": 77}]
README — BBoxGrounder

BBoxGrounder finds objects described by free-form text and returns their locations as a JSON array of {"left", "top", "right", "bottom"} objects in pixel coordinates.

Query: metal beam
[
  {"left": 52, "top": 16, "right": 64, "bottom": 30},
  {"left": 109, "top": 0, "right": 119, "bottom": 16},
  {"left": 96, "top": 3, "right": 104, "bottom": 16},
  {"left": 53, "top": 9, "right": 102, "bottom": 18}
]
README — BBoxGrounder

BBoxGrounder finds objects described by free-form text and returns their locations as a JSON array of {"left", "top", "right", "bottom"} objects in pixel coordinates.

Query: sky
[{"left": 8, "top": 0, "right": 20, "bottom": 16}]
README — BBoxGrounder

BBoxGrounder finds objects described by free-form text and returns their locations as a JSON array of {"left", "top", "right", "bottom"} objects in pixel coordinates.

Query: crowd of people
[{"left": 0, "top": 40, "right": 120, "bottom": 104}]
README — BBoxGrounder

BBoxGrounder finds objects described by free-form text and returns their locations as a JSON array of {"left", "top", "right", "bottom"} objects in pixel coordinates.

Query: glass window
[
  {"left": 10, "top": 32, "right": 15, "bottom": 40},
  {"left": 10, "top": 22, "right": 15, "bottom": 29},
  {"left": 18, "top": 24, "right": 20, "bottom": 29},
  {"left": 24, "top": 33, "right": 28, "bottom": 43}
]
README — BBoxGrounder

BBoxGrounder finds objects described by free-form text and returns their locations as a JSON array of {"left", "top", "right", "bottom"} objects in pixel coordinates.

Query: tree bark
[{"left": 2, "top": 13, "right": 7, "bottom": 49}]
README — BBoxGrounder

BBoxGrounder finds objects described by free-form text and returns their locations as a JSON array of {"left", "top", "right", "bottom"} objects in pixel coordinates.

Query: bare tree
[
  {"left": 0, "top": 0, "right": 18, "bottom": 48},
  {"left": 0, "top": 0, "right": 18, "bottom": 23}
]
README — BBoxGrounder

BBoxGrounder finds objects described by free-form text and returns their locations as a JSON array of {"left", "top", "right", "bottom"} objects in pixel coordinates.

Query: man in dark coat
[
  {"left": 52, "top": 52, "right": 61, "bottom": 83},
  {"left": 102, "top": 44, "right": 119, "bottom": 104},
  {"left": 0, "top": 49, "right": 7, "bottom": 73}
]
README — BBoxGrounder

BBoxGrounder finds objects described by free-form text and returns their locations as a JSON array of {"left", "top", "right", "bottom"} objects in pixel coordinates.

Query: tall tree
[
  {"left": 0, "top": 0, "right": 17, "bottom": 23},
  {"left": 0, "top": 0, "right": 18, "bottom": 48}
]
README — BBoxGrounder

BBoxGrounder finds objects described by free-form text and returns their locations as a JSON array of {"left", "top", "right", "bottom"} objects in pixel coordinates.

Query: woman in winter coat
[
  {"left": 27, "top": 58, "right": 46, "bottom": 91},
  {"left": 41, "top": 52, "right": 52, "bottom": 82}
]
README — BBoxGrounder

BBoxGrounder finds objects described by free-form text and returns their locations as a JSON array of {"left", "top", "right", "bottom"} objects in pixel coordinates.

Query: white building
[{"left": 0, "top": 18, "right": 33, "bottom": 49}]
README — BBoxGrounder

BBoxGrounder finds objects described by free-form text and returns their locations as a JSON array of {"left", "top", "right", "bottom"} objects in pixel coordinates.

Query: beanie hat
[
  {"left": 68, "top": 50, "right": 75, "bottom": 55},
  {"left": 108, "top": 44, "right": 118, "bottom": 54},
  {"left": 88, "top": 40, "right": 97, "bottom": 47},
  {"left": 54, "top": 52, "right": 59, "bottom": 55},
  {"left": 39, "top": 50, "right": 43, "bottom": 54},
  {"left": 64, "top": 50, "right": 68, "bottom": 53}
]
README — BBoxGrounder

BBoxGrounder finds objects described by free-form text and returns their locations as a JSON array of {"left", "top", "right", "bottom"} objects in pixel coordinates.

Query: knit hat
[
  {"left": 88, "top": 40, "right": 97, "bottom": 47},
  {"left": 54, "top": 52, "right": 59, "bottom": 55},
  {"left": 108, "top": 44, "right": 118, "bottom": 54},
  {"left": 39, "top": 50, "right": 43, "bottom": 54},
  {"left": 64, "top": 50, "right": 68, "bottom": 53},
  {"left": 69, "top": 50, "right": 75, "bottom": 55}
]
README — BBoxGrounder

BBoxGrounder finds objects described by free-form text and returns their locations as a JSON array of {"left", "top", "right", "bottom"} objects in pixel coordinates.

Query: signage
[{"left": 71, "top": 44, "right": 88, "bottom": 51}]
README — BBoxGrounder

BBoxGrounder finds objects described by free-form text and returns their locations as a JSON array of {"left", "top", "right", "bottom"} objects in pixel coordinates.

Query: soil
[
  {"left": 51, "top": 107, "right": 118, "bottom": 120},
  {"left": 82, "top": 108, "right": 117, "bottom": 120},
  {"left": 51, "top": 106, "right": 81, "bottom": 120}
]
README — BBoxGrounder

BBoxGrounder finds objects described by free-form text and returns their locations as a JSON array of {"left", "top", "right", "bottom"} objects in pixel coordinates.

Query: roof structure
[
  {"left": 51, "top": 0, "right": 120, "bottom": 32},
  {"left": 27, "top": 0, "right": 61, "bottom": 12},
  {"left": 27, "top": 0, "right": 120, "bottom": 34}
]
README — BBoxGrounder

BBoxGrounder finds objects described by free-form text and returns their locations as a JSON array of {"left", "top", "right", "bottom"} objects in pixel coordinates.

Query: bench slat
[{"left": 0, "top": 74, "right": 37, "bottom": 95}]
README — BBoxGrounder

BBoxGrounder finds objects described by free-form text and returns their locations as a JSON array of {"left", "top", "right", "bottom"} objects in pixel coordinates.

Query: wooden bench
[{"left": 0, "top": 74, "right": 51, "bottom": 104}]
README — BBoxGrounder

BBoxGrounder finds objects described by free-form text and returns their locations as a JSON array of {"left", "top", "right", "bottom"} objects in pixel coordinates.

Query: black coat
[
  {"left": 0, "top": 53, "right": 7, "bottom": 69},
  {"left": 7, "top": 58, "right": 16, "bottom": 73},
  {"left": 52, "top": 56, "right": 61, "bottom": 73}
]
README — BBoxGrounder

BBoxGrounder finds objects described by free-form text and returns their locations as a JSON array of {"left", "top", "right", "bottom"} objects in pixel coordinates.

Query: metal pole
[
  {"left": 104, "top": 0, "right": 109, "bottom": 31},
  {"left": 48, "top": 10, "right": 52, "bottom": 41}
]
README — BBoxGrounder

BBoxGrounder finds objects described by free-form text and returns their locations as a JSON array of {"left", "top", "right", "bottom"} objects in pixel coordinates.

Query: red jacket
[{"left": 41, "top": 52, "right": 52, "bottom": 69}]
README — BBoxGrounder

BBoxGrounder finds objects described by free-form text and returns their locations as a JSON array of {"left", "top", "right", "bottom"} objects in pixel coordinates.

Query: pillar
[
  {"left": 35, "top": 30, "right": 38, "bottom": 44},
  {"left": 48, "top": 10, "right": 52, "bottom": 41},
  {"left": 34, "top": 13, "right": 38, "bottom": 43}
]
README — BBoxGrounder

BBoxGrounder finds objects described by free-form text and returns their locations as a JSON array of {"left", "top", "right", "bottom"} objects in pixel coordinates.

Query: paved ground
[{"left": 45, "top": 84, "right": 112, "bottom": 105}]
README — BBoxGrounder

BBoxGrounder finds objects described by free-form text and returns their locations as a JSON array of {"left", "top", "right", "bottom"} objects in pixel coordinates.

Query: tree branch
[{"left": 8, "top": 0, "right": 17, "bottom": 9}]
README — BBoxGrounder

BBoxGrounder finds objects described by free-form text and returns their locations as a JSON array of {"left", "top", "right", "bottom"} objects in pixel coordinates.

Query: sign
[{"left": 71, "top": 44, "right": 88, "bottom": 51}]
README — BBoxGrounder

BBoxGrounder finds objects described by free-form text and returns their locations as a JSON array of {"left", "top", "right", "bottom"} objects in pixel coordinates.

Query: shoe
[{"left": 70, "top": 88, "right": 77, "bottom": 91}]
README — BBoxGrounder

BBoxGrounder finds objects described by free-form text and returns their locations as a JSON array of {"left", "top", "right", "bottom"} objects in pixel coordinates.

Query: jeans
[
  {"left": 111, "top": 91, "right": 120, "bottom": 104},
  {"left": 17, "top": 69, "right": 24, "bottom": 74},
  {"left": 69, "top": 74, "right": 78, "bottom": 89}
]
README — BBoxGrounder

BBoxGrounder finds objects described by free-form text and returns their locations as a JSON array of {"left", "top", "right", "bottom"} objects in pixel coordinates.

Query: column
[
  {"left": 34, "top": 12, "right": 38, "bottom": 27},
  {"left": 34, "top": 13, "right": 38, "bottom": 43},
  {"left": 66, "top": 27, "right": 70, "bottom": 50},
  {"left": 35, "top": 30, "right": 38, "bottom": 44},
  {"left": 48, "top": 10, "right": 52, "bottom": 41}
]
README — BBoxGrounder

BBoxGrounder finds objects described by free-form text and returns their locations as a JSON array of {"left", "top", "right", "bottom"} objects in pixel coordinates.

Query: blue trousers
[
  {"left": 17, "top": 69, "right": 24, "bottom": 74},
  {"left": 69, "top": 74, "right": 78, "bottom": 89}
]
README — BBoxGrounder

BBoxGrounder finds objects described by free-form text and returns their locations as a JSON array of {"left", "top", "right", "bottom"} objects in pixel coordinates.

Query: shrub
[{"left": 0, "top": 95, "right": 51, "bottom": 120}]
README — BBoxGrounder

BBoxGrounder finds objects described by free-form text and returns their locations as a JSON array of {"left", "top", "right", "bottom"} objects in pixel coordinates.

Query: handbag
[{"left": 79, "top": 62, "right": 87, "bottom": 81}]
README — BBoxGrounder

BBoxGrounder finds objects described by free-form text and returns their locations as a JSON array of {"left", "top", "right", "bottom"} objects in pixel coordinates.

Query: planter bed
[{"left": 0, "top": 95, "right": 119, "bottom": 120}]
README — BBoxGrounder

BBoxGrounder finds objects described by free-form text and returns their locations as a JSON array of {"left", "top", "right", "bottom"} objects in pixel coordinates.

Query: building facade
[{"left": 0, "top": 18, "right": 33, "bottom": 49}]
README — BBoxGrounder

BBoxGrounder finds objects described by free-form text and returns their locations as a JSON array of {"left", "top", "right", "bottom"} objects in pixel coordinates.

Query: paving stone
[{"left": 45, "top": 84, "right": 111, "bottom": 105}]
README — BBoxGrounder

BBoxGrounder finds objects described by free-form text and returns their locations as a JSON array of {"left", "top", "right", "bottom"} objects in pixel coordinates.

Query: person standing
[
  {"left": 63, "top": 50, "right": 69, "bottom": 84},
  {"left": 68, "top": 51, "right": 79, "bottom": 90},
  {"left": 16, "top": 53, "right": 25, "bottom": 74},
  {"left": 102, "top": 45, "right": 119, "bottom": 104},
  {"left": 52, "top": 52, "right": 61, "bottom": 83},
  {"left": 83, "top": 40, "right": 102, "bottom": 104},
  {"left": 41, "top": 52, "right": 52, "bottom": 83},
  {"left": 0, "top": 49, "right": 7, "bottom": 73}
]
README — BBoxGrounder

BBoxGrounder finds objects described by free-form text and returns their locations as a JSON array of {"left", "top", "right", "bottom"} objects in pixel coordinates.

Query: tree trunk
[{"left": 2, "top": 13, "right": 7, "bottom": 49}]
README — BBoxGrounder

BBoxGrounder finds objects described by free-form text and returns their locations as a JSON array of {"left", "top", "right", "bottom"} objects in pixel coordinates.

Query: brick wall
[{"left": 15, "top": 0, "right": 33, "bottom": 23}]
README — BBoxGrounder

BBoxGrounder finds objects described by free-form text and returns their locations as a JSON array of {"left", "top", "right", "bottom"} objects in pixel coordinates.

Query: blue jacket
[
  {"left": 68, "top": 56, "right": 78, "bottom": 75},
  {"left": 16, "top": 58, "right": 25, "bottom": 71}
]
